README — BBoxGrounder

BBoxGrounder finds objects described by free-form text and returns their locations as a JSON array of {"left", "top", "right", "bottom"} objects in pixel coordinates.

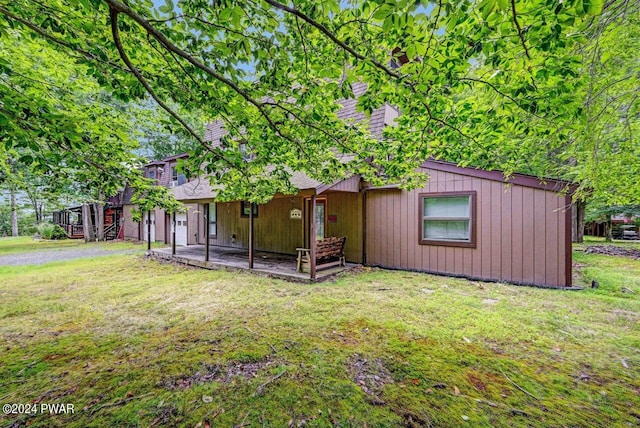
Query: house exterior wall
[
  {"left": 206, "top": 198, "right": 305, "bottom": 254},
  {"left": 364, "top": 167, "right": 571, "bottom": 288},
  {"left": 186, "top": 203, "right": 199, "bottom": 245},
  {"left": 195, "top": 193, "right": 364, "bottom": 262},
  {"left": 324, "top": 192, "right": 363, "bottom": 263},
  {"left": 154, "top": 208, "right": 166, "bottom": 243},
  {"left": 122, "top": 205, "right": 140, "bottom": 240}
]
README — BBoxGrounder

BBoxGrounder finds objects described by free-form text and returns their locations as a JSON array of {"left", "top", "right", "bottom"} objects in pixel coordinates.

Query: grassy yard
[
  {"left": 0, "top": 236, "right": 163, "bottom": 256},
  {"left": 0, "top": 239, "right": 638, "bottom": 427}
]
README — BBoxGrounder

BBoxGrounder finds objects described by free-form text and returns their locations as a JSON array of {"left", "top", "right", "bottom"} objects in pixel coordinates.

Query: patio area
[{"left": 148, "top": 245, "right": 357, "bottom": 282}]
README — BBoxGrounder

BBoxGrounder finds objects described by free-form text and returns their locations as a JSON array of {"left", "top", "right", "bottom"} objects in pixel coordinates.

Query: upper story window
[
  {"left": 419, "top": 191, "right": 476, "bottom": 248},
  {"left": 240, "top": 201, "right": 258, "bottom": 218},
  {"left": 148, "top": 169, "right": 155, "bottom": 179},
  {"left": 171, "top": 166, "right": 178, "bottom": 182}
]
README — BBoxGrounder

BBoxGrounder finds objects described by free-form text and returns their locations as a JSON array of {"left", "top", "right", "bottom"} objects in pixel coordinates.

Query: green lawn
[
  {"left": 0, "top": 236, "right": 83, "bottom": 255},
  {"left": 0, "top": 236, "right": 162, "bottom": 256},
  {"left": 0, "top": 239, "right": 638, "bottom": 427}
]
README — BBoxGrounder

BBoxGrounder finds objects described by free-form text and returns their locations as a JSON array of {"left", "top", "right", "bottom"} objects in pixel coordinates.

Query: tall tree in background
[
  {"left": 0, "top": 24, "right": 181, "bottom": 235},
  {"left": 0, "top": 0, "right": 636, "bottom": 207}
]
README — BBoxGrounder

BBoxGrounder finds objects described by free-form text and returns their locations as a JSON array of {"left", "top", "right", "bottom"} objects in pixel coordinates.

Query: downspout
[
  {"left": 249, "top": 203, "right": 254, "bottom": 269},
  {"left": 362, "top": 189, "right": 367, "bottom": 265},
  {"left": 310, "top": 195, "right": 317, "bottom": 281},
  {"left": 171, "top": 211, "right": 176, "bottom": 256},
  {"left": 147, "top": 210, "right": 151, "bottom": 251}
]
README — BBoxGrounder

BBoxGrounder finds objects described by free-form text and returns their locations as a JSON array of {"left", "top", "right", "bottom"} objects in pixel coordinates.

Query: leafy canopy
[{"left": 2, "top": 0, "right": 634, "bottom": 205}]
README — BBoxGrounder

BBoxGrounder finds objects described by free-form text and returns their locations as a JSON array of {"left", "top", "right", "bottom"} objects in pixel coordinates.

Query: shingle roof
[
  {"left": 171, "top": 177, "right": 219, "bottom": 202},
  {"left": 336, "top": 82, "right": 391, "bottom": 138},
  {"left": 204, "top": 82, "right": 393, "bottom": 145},
  {"left": 171, "top": 170, "right": 326, "bottom": 202}
]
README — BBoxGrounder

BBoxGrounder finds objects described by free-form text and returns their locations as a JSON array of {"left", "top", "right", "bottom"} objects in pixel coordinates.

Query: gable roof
[
  {"left": 204, "top": 82, "right": 395, "bottom": 146},
  {"left": 422, "top": 160, "right": 575, "bottom": 193}
]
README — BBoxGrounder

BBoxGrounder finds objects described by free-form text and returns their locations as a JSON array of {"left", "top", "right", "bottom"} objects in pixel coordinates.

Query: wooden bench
[{"left": 296, "top": 236, "right": 347, "bottom": 273}]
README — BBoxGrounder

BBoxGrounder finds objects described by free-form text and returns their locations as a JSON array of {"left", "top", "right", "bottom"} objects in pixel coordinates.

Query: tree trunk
[
  {"left": 94, "top": 190, "right": 104, "bottom": 241},
  {"left": 10, "top": 185, "right": 18, "bottom": 236},
  {"left": 572, "top": 200, "right": 585, "bottom": 243},
  {"left": 94, "top": 203, "right": 104, "bottom": 241},
  {"left": 82, "top": 203, "right": 95, "bottom": 242},
  {"left": 576, "top": 201, "right": 585, "bottom": 243},
  {"left": 605, "top": 216, "right": 613, "bottom": 242}
]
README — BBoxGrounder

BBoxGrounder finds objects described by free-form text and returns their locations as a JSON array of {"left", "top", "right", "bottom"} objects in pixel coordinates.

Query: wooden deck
[{"left": 148, "top": 245, "right": 357, "bottom": 282}]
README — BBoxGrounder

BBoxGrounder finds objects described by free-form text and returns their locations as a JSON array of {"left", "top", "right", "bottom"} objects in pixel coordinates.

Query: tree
[
  {"left": 0, "top": 0, "right": 629, "bottom": 206},
  {"left": 0, "top": 23, "right": 181, "bottom": 235}
]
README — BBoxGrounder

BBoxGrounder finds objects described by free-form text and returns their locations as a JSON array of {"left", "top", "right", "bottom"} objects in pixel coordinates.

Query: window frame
[
  {"left": 418, "top": 191, "right": 477, "bottom": 248},
  {"left": 207, "top": 202, "right": 217, "bottom": 238},
  {"left": 240, "top": 201, "right": 258, "bottom": 218}
]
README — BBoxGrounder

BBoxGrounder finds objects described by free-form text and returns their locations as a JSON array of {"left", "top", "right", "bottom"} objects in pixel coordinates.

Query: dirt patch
[
  {"left": 399, "top": 410, "right": 433, "bottom": 427},
  {"left": 151, "top": 403, "right": 181, "bottom": 427},
  {"left": 346, "top": 354, "right": 393, "bottom": 403},
  {"left": 584, "top": 245, "right": 640, "bottom": 259},
  {"left": 467, "top": 373, "right": 487, "bottom": 392},
  {"left": 161, "top": 357, "right": 278, "bottom": 390}
]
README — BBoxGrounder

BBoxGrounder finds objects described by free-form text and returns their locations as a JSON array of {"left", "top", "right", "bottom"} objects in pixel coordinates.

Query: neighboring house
[
  {"left": 585, "top": 214, "right": 638, "bottom": 239},
  {"left": 52, "top": 193, "right": 125, "bottom": 240}
]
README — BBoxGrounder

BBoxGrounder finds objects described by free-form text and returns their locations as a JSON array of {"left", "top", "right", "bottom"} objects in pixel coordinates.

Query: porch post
[
  {"left": 171, "top": 211, "right": 176, "bottom": 256},
  {"left": 248, "top": 203, "right": 254, "bottom": 269},
  {"left": 310, "top": 195, "right": 317, "bottom": 280},
  {"left": 147, "top": 210, "right": 151, "bottom": 251},
  {"left": 204, "top": 203, "right": 210, "bottom": 262}
]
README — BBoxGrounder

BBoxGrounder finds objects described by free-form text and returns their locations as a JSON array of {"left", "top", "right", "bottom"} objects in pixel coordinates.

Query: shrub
[{"left": 37, "top": 223, "right": 68, "bottom": 240}]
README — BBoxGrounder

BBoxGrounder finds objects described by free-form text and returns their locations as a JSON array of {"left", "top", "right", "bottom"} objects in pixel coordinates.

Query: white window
[
  {"left": 419, "top": 192, "right": 476, "bottom": 247},
  {"left": 208, "top": 203, "right": 217, "bottom": 237}
]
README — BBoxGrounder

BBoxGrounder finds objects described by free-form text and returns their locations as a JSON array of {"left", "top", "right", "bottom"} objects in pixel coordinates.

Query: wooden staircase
[{"left": 103, "top": 223, "right": 118, "bottom": 241}]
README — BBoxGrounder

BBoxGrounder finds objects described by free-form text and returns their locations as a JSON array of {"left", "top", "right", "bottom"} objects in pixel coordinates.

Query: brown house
[
  {"left": 162, "top": 160, "right": 573, "bottom": 288},
  {"left": 137, "top": 83, "right": 573, "bottom": 287}
]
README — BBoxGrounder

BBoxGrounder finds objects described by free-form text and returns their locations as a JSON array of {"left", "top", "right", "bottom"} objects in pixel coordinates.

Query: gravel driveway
[{"left": 0, "top": 247, "right": 141, "bottom": 266}]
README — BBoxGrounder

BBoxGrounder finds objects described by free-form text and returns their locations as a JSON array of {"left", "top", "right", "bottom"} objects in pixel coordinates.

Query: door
[
  {"left": 143, "top": 211, "right": 156, "bottom": 242},
  {"left": 175, "top": 213, "right": 188, "bottom": 246},
  {"left": 315, "top": 200, "right": 326, "bottom": 240},
  {"left": 305, "top": 198, "right": 326, "bottom": 246}
]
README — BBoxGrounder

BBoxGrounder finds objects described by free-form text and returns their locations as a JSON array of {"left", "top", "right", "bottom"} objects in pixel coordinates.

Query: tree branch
[
  {"left": 262, "top": 0, "right": 403, "bottom": 80},
  {"left": 104, "top": 0, "right": 308, "bottom": 156},
  {"left": 0, "top": 5, "right": 130, "bottom": 74},
  {"left": 108, "top": 7, "right": 240, "bottom": 175},
  {"left": 510, "top": 0, "right": 531, "bottom": 60}
]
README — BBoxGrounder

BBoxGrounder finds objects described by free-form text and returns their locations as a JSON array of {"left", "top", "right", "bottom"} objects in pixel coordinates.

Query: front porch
[{"left": 148, "top": 245, "right": 357, "bottom": 282}]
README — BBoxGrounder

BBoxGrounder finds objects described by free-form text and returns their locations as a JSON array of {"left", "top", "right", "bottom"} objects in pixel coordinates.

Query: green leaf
[{"left": 583, "top": 0, "right": 604, "bottom": 15}]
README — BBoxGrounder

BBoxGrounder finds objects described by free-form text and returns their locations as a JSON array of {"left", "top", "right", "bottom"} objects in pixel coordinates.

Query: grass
[
  {"left": 0, "top": 238, "right": 638, "bottom": 427},
  {"left": 0, "top": 236, "right": 164, "bottom": 256}
]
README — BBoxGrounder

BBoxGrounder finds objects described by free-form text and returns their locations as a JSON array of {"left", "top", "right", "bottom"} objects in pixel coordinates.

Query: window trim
[
  {"left": 208, "top": 202, "right": 217, "bottom": 239},
  {"left": 240, "top": 201, "right": 258, "bottom": 218},
  {"left": 418, "top": 191, "right": 477, "bottom": 248}
]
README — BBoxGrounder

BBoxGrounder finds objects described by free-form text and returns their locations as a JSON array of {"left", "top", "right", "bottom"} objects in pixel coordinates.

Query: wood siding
[
  {"left": 154, "top": 208, "right": 166, "bottom": 243},
  {"left": 122, "top": 205, "right": 140, "bottom": 240},
  {"left": 325, "top": 176, "right": 360, "bottom": 193},
  {"left": 186, "top": 203, "right": 199, "bottom": 245},
  {"left": 198, "top": 193, "right": 363, "bottom": 263},
  {"left": 324, "top": 192, "right": 363, "bottom": 263},
  {"left": 365, "top": 167, "right": 571, "bottom": 287},
  {"left": 206, "top": 198, "right": 304, "bottom": 254}
]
